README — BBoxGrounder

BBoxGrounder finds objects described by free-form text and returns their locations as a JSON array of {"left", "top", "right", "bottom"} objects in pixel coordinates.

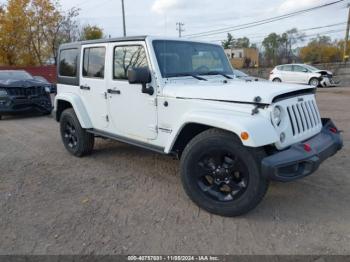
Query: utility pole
[
  {"left": 176, "top": 22, "right": 185, "bottom": 38},
  {"left": 121, "top": 0, "right": 126, "bottom": 37},
  {"left": 344, "top": 3, "right": 350, "bottom": 62}
]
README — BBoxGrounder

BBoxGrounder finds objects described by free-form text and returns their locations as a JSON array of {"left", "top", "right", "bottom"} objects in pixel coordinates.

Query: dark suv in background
[{"left": 0, "top": 70, "right": 53, "bottom": 120}]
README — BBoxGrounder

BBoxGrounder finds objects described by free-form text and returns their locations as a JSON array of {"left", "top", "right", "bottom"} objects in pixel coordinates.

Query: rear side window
[
  {"left": 278, "top": 65, "right": 293, "bottom": 71},
  {"left": 83, "top": 47, "right": 106, "bottom": 78},
  {"left": 59, "top": 49, "right": 78, "bottom": 77},
  {"left": 113, "top": 46, "right": 148, "bottom": 80}
]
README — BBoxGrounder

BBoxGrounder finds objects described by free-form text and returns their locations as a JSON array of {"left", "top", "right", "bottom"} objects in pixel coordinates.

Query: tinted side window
[
  {"left": 293, "top": 65, "right": 306, "bottom": 72},
  {"left": 114, "top": 46, "right": 148, "bottom": 80},
  {"left": 83, "top": 47, "right": 106, "bottom": 78},
  {"left": 59, "top": 49, "right": 78, "bottom": 77},
  {"left": 283, "top": 65, "right": 293, "bottom": 72}
]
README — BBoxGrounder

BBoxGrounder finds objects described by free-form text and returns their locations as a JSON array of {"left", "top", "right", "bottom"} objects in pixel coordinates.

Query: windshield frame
[{"left": 152, "top": 40, "right": 233, "bottom": 79}]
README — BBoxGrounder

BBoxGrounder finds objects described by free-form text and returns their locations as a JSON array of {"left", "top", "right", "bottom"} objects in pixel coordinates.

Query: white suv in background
[{"left": 269, "top": 64, "right": 337, "bottom": 87}]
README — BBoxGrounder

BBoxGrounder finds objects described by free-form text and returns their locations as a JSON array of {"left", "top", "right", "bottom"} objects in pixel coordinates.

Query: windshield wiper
[
  {"left": 200, "top": 71, "right": 233, "bottom": 79},
  {"left": 167, "top": 73, "right": 207, "bottom": 81}
]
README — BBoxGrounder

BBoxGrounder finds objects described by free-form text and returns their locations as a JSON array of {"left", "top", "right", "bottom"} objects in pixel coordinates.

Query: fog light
[{"left": 280, "top": 132, "right": 286, "bottom": 143}]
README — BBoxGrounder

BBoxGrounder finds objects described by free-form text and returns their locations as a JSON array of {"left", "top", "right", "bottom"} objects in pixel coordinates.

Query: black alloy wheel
[{"left": 196, "top": 150, "right": 249, "bottom": 202}]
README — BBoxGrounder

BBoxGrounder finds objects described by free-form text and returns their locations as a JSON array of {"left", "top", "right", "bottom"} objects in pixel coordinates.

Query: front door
[
  {"left": 292, "top": 65, "right": 309, "bottom": 84},
  {"left": 107, "top": 42, "right": 158, "bottom": 141},
  {"left": 80, "top": 44, "right": 109, "bottom": 130}
]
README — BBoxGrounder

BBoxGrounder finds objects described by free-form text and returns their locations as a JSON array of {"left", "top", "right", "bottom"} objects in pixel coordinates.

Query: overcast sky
[{"left": 2, "top": 0, "right": 350, "bottom": 45}]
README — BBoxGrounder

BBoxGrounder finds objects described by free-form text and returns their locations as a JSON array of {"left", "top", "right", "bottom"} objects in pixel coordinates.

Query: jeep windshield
[{"left": 153, "top": 40, "right": 233, "bottom": 79}]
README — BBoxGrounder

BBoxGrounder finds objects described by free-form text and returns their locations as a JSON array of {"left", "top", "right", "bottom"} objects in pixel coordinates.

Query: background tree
[
  {"left": 262, "top": 33, "right": 283, "bottom": 66},
  {"left": 281, "top": 28, "right": 305, "bottom": 63},
  {"left": 0, "top": 0, "right": 31, "bottom": 65},
  {"left": 300, "top": 35, "right": 342, "bottom": 63},
  {"left": 233, "top": 37, "right": 250, "bottom": 48},
  {"left": 80, "top": 25, "right": 104, "bottom": 41},
  {"left": 0, "top": 0, "right": 85, "bottom": 66},
  {"left": 221, "top": 33, "right": 234, "bottom": 49},
  {"left": 46, "top": 7, "right": 80, "bottom": 64}
]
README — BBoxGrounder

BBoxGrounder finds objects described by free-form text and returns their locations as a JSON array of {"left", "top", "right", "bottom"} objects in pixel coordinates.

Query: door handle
[
  {"left": 107, "top": 89, "right": 121, "bottom": 95},
  {"left": 80, "top": 85, "right": 90, "bottom": 91}
]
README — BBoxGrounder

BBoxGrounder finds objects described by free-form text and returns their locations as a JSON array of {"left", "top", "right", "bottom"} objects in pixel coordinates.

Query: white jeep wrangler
[{"left": 54, "top": 36, "right": 343, "bottom": 217}]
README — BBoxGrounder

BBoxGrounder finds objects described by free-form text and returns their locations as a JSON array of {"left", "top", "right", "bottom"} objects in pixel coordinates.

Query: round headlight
[
  {"left": 44, "top": 86, "right": 51, "bottom": 93},
  {"left": 272, "top": 106, "right": 282, "bottom": 126}
]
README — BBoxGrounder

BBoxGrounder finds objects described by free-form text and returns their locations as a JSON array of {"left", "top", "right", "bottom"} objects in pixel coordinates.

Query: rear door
[
  {"left": 80, "top": 44, "right": 109, "bottom": 130},
  {"left": 281, "top": 65, "right": 294, "bottom": 82}
]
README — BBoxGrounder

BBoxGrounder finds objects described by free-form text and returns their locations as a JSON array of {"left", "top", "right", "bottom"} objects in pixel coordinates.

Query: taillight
[{"left": 270, "top": 71, "right": 274, "bottom": 75}]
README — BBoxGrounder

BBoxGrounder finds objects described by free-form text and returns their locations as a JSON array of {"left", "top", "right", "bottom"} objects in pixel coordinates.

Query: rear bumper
[
  {"left": 261, "top": 119, "right": 343, "bottom": 182},
  {"left": 0, "top": 95, "right": 52, "bottom": 115}
]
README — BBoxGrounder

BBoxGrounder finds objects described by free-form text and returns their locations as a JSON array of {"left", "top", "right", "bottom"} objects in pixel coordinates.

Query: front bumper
[
  {"left": 0, "top": 95, "right": 52, "bottom": 115},
  {"left": 320, "top": 77, "right": 340, "bottom": 87},
  {"left": 261, "top": 119, "right": 343, "bottom": 182}
]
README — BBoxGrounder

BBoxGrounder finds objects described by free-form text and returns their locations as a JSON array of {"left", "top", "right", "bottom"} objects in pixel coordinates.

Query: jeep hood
[{"left": 163, "top": 80, "right": 315, "bottom": 105}]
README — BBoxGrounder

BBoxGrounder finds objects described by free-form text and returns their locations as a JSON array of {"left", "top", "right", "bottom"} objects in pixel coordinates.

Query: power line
[
  {"left": 208, "top": 22, "right": 347, "bottom": 43},
  {"left": 184, "top": 0, "right": 346, "bottom": 38},
  {"left": 249, "top": 28, "right": 347, "bottom": 46}
]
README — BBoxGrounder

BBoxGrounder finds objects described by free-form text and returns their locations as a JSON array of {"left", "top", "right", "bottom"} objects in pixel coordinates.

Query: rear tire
[
  {"left": 60, "top": 108, "right": 94, "bottom": 157},
  {"left": 180, "top": 128, "right": 269, "bottom": 217},
  {"left": 273, "top": 78, "right": 282, "bottom": 83}
]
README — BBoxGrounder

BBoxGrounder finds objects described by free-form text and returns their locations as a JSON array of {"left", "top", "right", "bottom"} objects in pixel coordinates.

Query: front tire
[
  {"left": 309, "top": 78, "right": 320, "bottom": 87},
  {"left": 180, "top": 129, "right": 269, "bottom": 217},
  {"left": 60, "top": 108, "right": 94, "bottom": 157}
]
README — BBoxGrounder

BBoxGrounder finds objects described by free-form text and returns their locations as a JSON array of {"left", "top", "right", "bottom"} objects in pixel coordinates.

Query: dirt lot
[{"left": 0, "top": 88, "right": 350, "bottom": 255}]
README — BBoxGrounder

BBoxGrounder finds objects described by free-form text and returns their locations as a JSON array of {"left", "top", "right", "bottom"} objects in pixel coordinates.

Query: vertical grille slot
[
  {"left": 311, "top": 100, "right": 321, "bottom": 123},
  {"left": 296, "top": 104, "right": 305, "bottom": 132},
  {"left": 308, "top": 101, "right": 318, "bottom": 125},
  {"left": 285, "top": 98, "right": 321, "bottom": 138},
  {"left": 291, "top": 105, "right": 301, "bottom": 134},
  {"left": 300, "top": 103, "right": 310, "bottom": 129}
]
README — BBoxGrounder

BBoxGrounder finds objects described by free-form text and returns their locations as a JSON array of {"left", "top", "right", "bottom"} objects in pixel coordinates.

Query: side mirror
[
  {"left": 128, "top": 67, "right": 154, "bottom": 95},
  {"left": 303, "top": 69, "right": 308, "bottom": 73}
]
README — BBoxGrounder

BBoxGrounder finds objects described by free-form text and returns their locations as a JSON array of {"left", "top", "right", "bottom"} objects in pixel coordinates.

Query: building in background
[{"left": 224, "top": 48, "right": 259, "bottom": 69}]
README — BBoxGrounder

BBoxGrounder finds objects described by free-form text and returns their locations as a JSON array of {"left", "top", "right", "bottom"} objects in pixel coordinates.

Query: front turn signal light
[{"left": 241, "top": 132, "right": 249, "bottom": 141}]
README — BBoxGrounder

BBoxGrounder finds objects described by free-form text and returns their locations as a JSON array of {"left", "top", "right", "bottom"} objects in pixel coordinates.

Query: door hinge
[
  {"left": 106, "top": 115, "right": 109, "bottom": 122},
  {"left": 104, "top": 92, "right": 108, "bottom": 99}
]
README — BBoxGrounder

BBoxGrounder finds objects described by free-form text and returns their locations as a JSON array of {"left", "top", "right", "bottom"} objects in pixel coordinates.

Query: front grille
[
  {"left": 6, "top": 86, "right": 46, "bottom": 97},
  {"left": 286, "top": 100, "right": 321, "bottom": 136}
]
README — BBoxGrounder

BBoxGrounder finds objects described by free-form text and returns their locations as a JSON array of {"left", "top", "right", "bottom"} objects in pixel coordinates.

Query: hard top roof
[{"left": 60, "top": 36, "right": 147, "bottom": 49}]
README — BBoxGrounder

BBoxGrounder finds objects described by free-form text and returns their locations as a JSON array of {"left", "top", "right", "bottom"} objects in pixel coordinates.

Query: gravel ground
[{"left": 0, "top": 88, "right": 349, "bottom": 255}]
